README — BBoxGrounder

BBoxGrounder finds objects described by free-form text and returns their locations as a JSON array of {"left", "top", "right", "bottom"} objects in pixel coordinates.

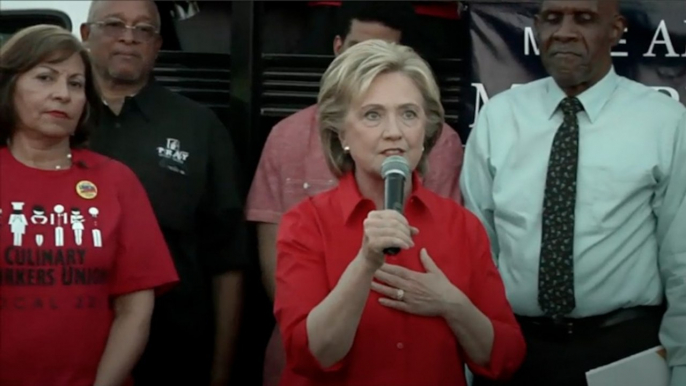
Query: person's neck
[
  {"left": 355, "top": 169, "right": 412, "bottom": 210},
  {"left": 8, "top": 133, "right": 72, "bottom": 170},
  {"left": 97, "top": 75, "right": 148, "bottom": 115},
  {"left": 562, "top": 64, "right": 611, "bottom": 97}
]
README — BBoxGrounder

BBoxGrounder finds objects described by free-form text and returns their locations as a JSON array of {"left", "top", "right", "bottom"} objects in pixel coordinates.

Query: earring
[{"left": 343, "top": 146, "right": 350, "bottom": 153}]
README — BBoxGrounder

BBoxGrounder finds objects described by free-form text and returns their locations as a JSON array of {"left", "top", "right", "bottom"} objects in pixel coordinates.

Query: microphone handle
[
  {"left": 383, "top": 172, "right": 405, "bottom": 256},
  {"left": 383, "top": 246, "right": 400, "bottom": 255}
]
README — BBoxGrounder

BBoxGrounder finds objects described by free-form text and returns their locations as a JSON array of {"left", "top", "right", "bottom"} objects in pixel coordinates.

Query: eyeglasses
[{"left": 90, "top": 20, "right": 158, "bottom": 42}]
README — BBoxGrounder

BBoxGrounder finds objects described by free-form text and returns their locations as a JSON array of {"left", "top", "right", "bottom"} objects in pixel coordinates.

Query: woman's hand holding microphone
[{"left": 356, "top": 210, "right": 419, "bottom": 273}]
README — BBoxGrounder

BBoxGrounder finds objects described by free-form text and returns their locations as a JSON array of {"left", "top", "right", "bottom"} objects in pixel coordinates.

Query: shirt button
[
  {"left": 115, "top": 122, "right": 121, "bottom": 128},
  {"left": 303, "top": 182, "right": 309, "bottom": 189},
  {"left": 396, "top": 342, "right": 404, "bottom": 349}
]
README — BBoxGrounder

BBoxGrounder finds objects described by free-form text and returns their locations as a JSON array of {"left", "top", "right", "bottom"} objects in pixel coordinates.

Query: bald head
[
  {"left": 88, "top": 0, "right": 161, "bottom": 28},
  {"left": 598, "top": 0, "right": 621, "bottom": 16},
  {"left": 540, "top": 0, "right": 620, "bottom": 16},
  {"left": 535, "top": 0, "right": 627, "bottom": 95},
  {"left": 81, "top": 0, "right": 162, "bottom": 88}
]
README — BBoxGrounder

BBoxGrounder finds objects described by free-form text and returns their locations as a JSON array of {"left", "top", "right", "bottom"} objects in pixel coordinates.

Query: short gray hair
[
  {"left": 317, "top": 39, "right": 444, "bottom": 177},
  {"left": 87, "top": 0, "right": 161, "bottom": 28}
]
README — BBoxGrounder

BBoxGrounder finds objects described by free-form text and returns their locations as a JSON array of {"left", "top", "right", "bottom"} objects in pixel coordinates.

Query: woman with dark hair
[{"left": 0, "top": 24, "right": 178, "bottom": 386}]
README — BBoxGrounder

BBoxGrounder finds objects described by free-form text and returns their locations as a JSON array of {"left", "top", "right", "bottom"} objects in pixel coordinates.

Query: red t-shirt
[{"left": 0, "top": 148, "right": 179, "bottom": 386}]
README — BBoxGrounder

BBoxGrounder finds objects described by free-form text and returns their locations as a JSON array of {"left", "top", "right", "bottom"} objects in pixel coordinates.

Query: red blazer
[{"left": 274, "top": 172, "right": 525, "bottom": 386}]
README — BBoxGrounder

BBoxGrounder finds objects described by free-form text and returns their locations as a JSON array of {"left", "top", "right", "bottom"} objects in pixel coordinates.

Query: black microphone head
[{"left": 381, "top": 155, "right": 410, "bottom": 179}]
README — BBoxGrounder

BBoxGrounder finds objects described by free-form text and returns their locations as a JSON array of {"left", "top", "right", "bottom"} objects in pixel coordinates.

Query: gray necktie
[{"left": 538, "top": 97, "right": 584, "bottom": 317}]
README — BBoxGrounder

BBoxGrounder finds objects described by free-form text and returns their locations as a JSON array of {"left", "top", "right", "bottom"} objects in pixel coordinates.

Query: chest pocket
[
  {"left": 283, "top": 178, "right": 336, "bottom": 211},
  {"left": 577, "top": 165, "right": 656, "bottom": 231}
]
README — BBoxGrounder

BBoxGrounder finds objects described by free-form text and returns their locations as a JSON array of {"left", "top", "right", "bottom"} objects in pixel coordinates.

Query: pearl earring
[{"left": 343, "top": 146, "right": 350, "bottom": 152}]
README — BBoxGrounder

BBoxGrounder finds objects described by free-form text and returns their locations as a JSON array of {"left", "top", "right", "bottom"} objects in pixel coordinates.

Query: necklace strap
[{"left": 6, "top": 139, "right": 73, "bottom": 170}]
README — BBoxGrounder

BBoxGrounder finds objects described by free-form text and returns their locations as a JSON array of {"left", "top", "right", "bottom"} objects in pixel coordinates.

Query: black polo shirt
[{"left": 90, "top": 80, "right": 246, "bottom": 373}]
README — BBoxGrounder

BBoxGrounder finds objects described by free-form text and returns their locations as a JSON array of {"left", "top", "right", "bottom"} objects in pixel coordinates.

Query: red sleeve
[
  {"left": 424, "top": 123, "right": 464, "bottom": 204},
  {"left": 412, "top": 2, "right": 460, "bottom": 19},
  {"left": 245, "top": 127, "right": 284, "bottom": 224},
  {"left": 464, "top": 214, "right": 526, "bottom": 380},
  {"left": 307, "top": 1, "right": 341, "bottom": 6},
  {"left": 274, "top": 201, "right": 347, "bottom": 377},
  {"left": 110, "top": 166, "right": 179, "bottom": 296}
]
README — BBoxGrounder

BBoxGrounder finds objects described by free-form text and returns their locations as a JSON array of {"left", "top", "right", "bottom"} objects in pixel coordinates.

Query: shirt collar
[
  {"left": 102, "top": 78, "right": 159, "bottom": 122},
  {"left": 337, "top": 171, "right": 433, "bottom": 224},
  {"left": 128, "top": 78, "right": 162, "bottom": 121},
  {"left": 544, "top": 66, "right": 619, "bottom": 123}
]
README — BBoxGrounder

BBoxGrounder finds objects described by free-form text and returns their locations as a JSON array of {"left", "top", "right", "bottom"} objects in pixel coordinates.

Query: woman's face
[
  {"left": 340, "top": 71, "right": 426, "bottom": 179},
  {"left": 12, "top": 53, "right": 87, "bottom": 141}
]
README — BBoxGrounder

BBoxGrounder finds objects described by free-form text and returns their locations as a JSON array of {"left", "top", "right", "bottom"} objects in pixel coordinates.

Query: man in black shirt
[{"left": 81, "top": 1, "right": 245, "bottom": 385}]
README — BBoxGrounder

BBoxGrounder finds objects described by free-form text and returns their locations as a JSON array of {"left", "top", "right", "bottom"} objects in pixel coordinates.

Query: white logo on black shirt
[{"left": 157, "top": 138, "right": 189, "bottom": 175}]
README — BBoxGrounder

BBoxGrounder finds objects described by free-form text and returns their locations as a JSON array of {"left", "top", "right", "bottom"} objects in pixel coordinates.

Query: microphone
[{"left": 381, "top": 155, "right": 410, "bottom": 256}]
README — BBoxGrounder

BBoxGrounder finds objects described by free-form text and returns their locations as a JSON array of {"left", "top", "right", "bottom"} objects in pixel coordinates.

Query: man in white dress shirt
[{"left": 460, "top": 1, "right": 686, "bottom": 386}]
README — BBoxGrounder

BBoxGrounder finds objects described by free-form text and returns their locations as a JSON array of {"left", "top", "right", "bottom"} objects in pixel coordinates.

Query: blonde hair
[{"left": 317, "top": 39, "right": 444, "bottom": 177}]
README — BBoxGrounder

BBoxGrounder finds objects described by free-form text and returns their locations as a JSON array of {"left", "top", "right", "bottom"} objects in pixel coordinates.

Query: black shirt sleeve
[{"left": 197, "top": 113, "right": 248, "bottom": 275}]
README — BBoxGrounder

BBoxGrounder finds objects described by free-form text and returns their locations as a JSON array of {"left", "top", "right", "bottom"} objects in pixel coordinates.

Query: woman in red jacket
[
  {"left": 274, "top": 39, "right": 526, "bottom": 386},
  {"left": 0, "top": 25, "right": 178, "bottom": 386}
]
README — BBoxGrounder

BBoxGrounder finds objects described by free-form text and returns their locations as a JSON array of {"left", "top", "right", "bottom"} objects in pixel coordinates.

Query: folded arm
[
  {"left": 459, "top": 220, "right": 526, "bottom": 380},
  {"left": 305, "top": 256, "right": 376, "bottom": 368},
  {"left": 443, "top": 289, "right": 495, "bottom": 366},
  {"left": 275, "top": 204, "right": 373, "bottom": 376}
]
